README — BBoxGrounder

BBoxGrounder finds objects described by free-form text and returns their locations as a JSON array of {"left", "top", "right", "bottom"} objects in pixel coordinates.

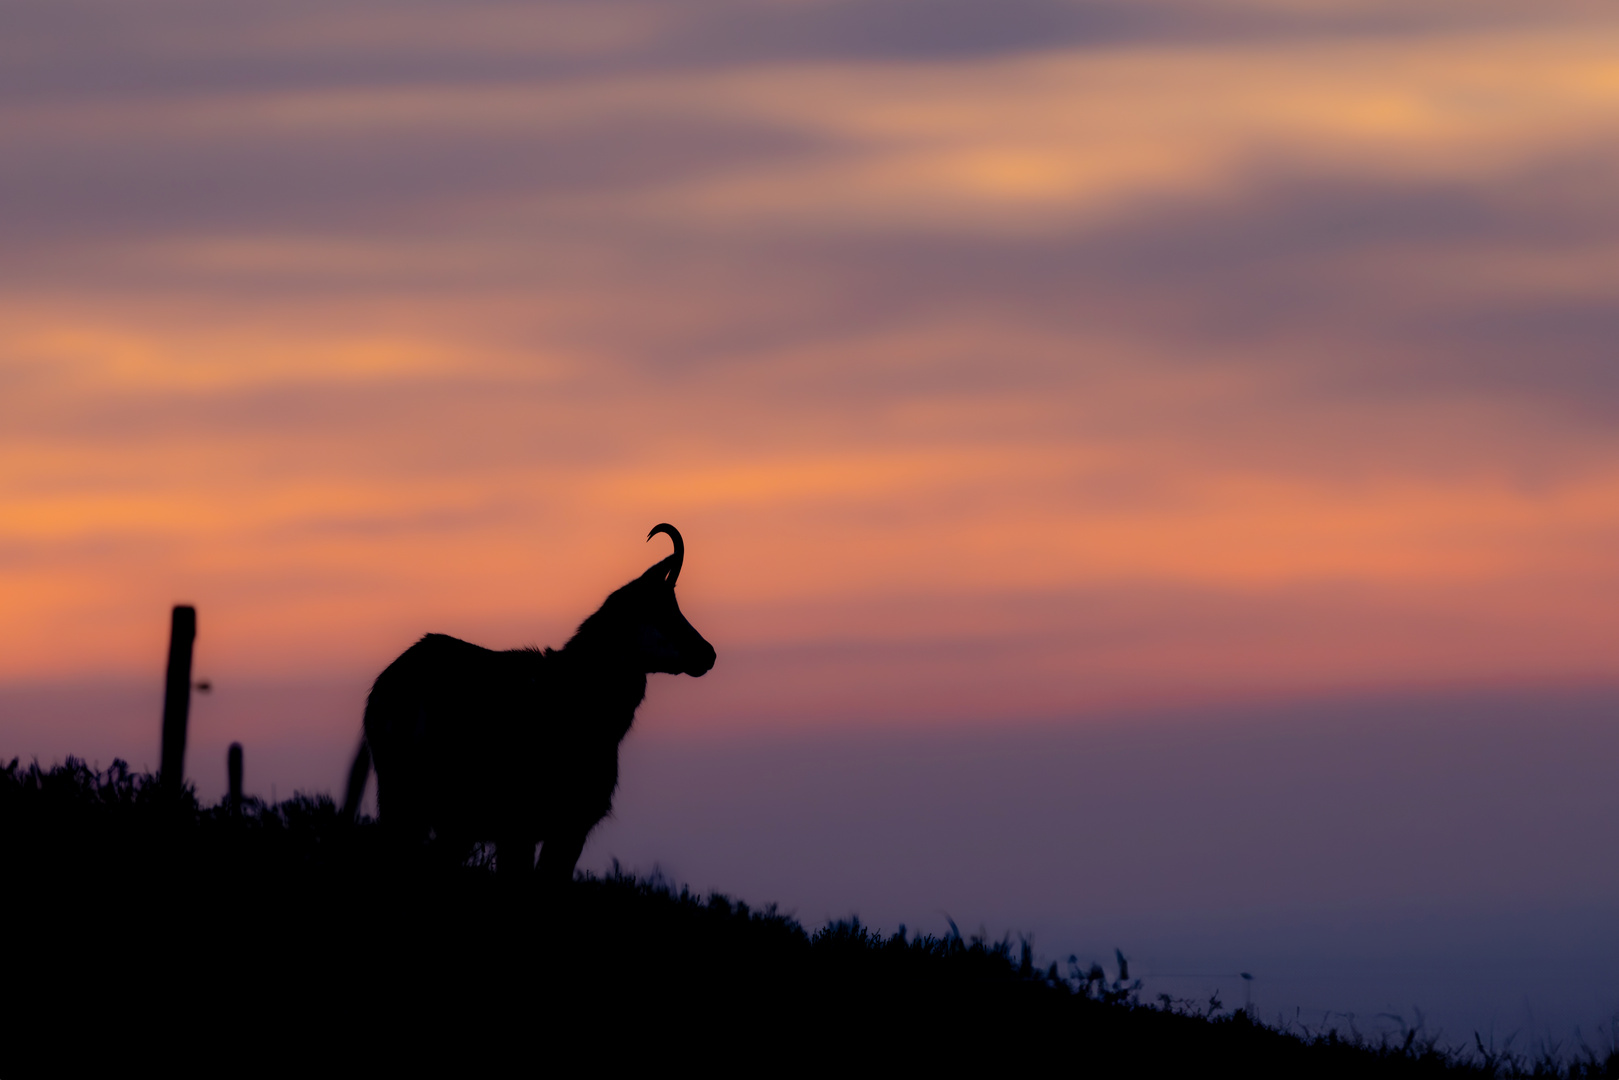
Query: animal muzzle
[{"left": 684, "top": 639, "right": 717, "bottom": 677}]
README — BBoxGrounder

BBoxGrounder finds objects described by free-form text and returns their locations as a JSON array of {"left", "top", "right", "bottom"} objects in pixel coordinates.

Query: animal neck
[{"left": 554, "top": 640, "right": 647, "bottom": 741}]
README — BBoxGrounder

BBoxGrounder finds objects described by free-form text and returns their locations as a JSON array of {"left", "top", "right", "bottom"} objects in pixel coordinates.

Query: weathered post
[
  {"left": 227, "top": 742, "right": 243, "bottom": 815},
  {"left": 159, "top": 605, "right": 196, "bottom": 791}
]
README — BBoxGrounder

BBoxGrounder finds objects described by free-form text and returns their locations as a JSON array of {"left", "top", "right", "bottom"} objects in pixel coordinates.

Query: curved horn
[{"left": 646, "top": 523, "right": 684, "bottom": 586}]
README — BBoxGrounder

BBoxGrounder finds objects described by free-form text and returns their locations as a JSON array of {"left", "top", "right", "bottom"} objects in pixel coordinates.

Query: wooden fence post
[
  {"left": 227, "top": 742, "right": 243, "bottom": 815},
  {"left": 159, "top": 605, "right": 196, "bottom": 791}
]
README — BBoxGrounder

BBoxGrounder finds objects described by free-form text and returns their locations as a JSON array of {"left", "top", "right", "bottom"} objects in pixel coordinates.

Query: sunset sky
[
  {"left": 4, "top": 0, "right": 1619, "bottom": 1037},
  {"left": 7, "top": 0, "right": 1619, "bottom": 708}
]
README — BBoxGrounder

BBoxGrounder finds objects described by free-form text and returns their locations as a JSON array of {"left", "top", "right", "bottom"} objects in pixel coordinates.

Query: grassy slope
[{"left": 3, "top": 758, "right": 1613, "bottom": 1076}]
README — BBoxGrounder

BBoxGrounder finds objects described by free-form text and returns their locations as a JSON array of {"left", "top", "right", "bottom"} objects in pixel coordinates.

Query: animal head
[{"left": 570, "top": 524, "right": 716, "bottom": 677}]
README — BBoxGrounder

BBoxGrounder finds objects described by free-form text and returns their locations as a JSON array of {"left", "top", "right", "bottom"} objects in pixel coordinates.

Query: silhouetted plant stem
[{"left": 227, "top": 742, "right": 242, "bottom": 817}]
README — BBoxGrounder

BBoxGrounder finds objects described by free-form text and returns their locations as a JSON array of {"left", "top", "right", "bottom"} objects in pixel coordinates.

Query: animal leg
[
  {"left": 536, "top": 829, "right": 588, "bottom": 888},
  {"left": 497, "top": 835, "right": 536, "bottom": 877}
]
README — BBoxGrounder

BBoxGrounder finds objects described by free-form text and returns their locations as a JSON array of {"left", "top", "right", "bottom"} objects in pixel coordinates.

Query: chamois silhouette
[{"left": 341, "top": 524, "right": 716, "bottom": 883}]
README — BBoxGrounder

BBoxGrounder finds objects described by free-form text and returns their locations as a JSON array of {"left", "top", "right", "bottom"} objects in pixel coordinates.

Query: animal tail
[{"left": 341, "top": 736, "right": 372, "bottom": 822}]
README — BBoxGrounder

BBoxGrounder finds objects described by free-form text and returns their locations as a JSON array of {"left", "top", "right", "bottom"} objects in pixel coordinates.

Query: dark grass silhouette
[
  {"left": 342, "top": 523, "right": 716, "bottom": 884},
  {"left": 6, "top": 758, "right": 1618, "bottom": 1075}
]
